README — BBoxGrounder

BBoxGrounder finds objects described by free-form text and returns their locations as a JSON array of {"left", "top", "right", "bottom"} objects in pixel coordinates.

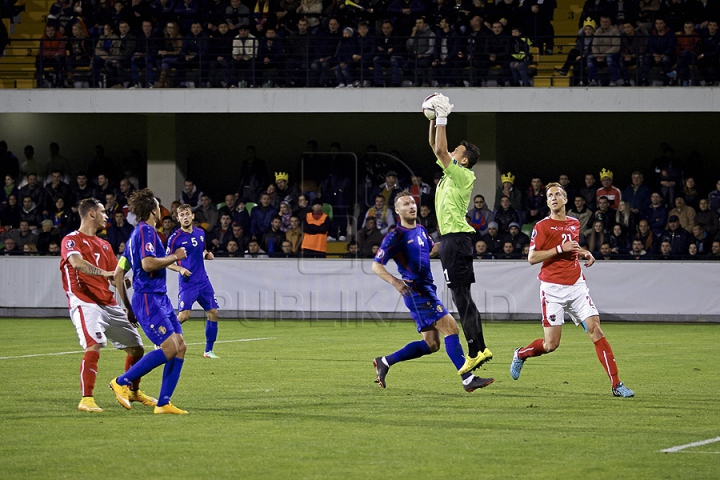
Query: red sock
[
  {"left": 518, "top": 339, "right": 547, "bottom": 360},
  {"left": 125, "top": 355, "right": 143, "bottom": 391},
  {"left": 80, "top": 350, "right": 100, "bottom": 397},
  {"left": 594, "top": 337, "right": 620, "bottom": 387}
]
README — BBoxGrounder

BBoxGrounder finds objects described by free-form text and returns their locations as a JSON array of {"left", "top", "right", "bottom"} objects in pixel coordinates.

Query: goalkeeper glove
[{"left": 433, "top": 96, "right": 454, "bottom": 126}]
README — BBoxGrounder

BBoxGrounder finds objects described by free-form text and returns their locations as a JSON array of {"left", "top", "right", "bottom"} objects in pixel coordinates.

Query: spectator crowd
[
  {"left": 32, "top": 0, "right": 720, "bottom": 88},
  {"left": 2, "top": 137, "right": 720, "bottom": 261}
]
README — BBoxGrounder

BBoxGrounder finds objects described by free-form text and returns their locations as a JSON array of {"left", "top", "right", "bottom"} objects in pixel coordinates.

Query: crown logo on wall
[{"left": 501, "top": 172, "right": 515, "bottom": 184}]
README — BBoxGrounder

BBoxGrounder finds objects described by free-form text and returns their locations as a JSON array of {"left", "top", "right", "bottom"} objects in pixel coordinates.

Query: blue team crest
[
  {"left": 436, "top": 305, "right": 443, "bottom": 313},
  {"left": 158, "top": 326, "right": 166, "bottom": 335},
  {"left": 65, "top": 239, "right": 75, "bottom": 249},
  {"left": 179, "top": 300, "right": 185, "bottom": 309},
  {"left": 145, "top": 242, "right": 155, "bottom": 253}
]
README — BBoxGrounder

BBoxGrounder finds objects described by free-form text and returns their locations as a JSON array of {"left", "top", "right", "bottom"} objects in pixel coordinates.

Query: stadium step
[
  {"left": 16, "top": 79, "right": 36, "bottom": 88},
  {"left": 533, "top": 75, "right": 571, "bottom": 87},
  {"left": 21, "top": 11, "right": 47, "bottom": 23}
]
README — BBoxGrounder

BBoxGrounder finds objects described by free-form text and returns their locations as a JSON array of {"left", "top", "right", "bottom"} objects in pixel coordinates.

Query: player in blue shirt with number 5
[
  {"left": 166, "top": 204, "right": 221, "bottom": 358},
  {"left": 371, "top": 190, "right": 494, "bottom": 393}
]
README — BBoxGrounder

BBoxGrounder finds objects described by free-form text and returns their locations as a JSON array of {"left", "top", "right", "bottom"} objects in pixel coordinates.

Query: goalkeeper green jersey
[{"left": 434, "top": 158, "right": 476, "bottom": 236}]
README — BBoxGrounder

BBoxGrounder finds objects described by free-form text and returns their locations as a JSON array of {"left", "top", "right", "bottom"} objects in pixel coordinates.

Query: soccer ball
[{"left": 421, "top": 94, "right": 437, "bottom": 120}]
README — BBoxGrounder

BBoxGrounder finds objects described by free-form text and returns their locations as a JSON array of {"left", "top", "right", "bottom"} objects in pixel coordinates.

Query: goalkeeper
[{"left": 427, "top": 94, "right": 492, "bottom": 375}]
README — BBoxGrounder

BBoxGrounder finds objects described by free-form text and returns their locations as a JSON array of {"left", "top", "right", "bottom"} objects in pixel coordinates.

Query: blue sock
[
  {"left": 117, "top": 349, "right": 167, "bottom": 386},
  {"left": 386, "top": 340, "right": 432, "bottom": 366},
  {"left": 157, "top": 357, "right": 184, "bottom": 406},
  {"left": 205, "top": 320, "right": 218, "bottom": 353},
  {"left": 445, "top": 334, "right": 472, "bottom": 380}
]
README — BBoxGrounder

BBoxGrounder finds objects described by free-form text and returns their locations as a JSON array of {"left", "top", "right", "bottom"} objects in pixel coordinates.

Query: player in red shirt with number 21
[{"left": 510, "top": 183, "right": 634, "bottom": 398}]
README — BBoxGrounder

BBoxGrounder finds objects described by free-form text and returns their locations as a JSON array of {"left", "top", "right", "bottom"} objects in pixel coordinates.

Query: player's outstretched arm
[
  {"left": 428, "top": 119, "right": 437, "bottom": 151},
  {"left": 371, "top": 261, "right": 412, "bottom": 297},
  {"left": 141, "top": 247, "right": 187, "bottom": 272},
  {"left": 433, "top": 124, "right": 453, "bottom": 169},
  {"left": 67, "top": 255, "right": 114, "bottom": 279}
]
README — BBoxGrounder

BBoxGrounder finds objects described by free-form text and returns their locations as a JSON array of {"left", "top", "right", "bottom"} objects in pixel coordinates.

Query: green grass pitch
[{"left": 1, "top": 318, "right": 718, "bottom": 479}]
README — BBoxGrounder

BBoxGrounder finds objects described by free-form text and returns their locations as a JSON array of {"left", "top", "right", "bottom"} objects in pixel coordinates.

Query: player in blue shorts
[
  {"left": 166, "top": 204, "right": 220, "bottom": 358},
  {"left": 109, "top": 188, "right": 190, "bottom": 414},
  {"left": 371, "top": 190, "right": 494, "bottom": 393}
]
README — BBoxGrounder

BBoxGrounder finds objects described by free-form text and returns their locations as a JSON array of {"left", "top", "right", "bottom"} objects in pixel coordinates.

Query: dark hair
[
  {"left": 461, "top": 141, "right": 480, "bottom": 168},
  {"left": 78, "top": 198, "right": 102, "bottom": 218},
  {"left": 127, "top": 188, "right": 158, "bottom": 221},
  {"left": 162, "top": 215, "right": 173, "bottom": 222}
]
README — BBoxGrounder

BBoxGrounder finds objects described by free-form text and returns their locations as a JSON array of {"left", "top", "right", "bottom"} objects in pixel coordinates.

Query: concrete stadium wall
[{"left": 2, "top": 256, "right": 718, "bottom": 322}]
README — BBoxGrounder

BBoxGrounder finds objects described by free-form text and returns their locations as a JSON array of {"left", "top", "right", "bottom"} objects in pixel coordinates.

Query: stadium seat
[
  {"left": 322, "top": 203, "right": 333, "bottom": 220},
  {"left": 522, "top": 221, "right": 536, "bottom": 237}
]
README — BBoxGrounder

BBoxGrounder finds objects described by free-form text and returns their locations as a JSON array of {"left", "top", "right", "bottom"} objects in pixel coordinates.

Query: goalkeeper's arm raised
[{"left": 432, "top": 96, "right": 454, "bottom": 168}]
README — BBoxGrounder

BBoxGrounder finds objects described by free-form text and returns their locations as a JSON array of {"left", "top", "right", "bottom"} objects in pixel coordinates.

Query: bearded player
[
  {"left": 510, "top": 183, "right": 634, "bottom": 397},
  {"left": 166, "top": 204, "right": 220, "bottom": 358},
  {"left": 60, "top": 198, "right": 156, "bottom": 412},
  {"left": 372, "top": 191, "right": 494, "bottom": 393}
]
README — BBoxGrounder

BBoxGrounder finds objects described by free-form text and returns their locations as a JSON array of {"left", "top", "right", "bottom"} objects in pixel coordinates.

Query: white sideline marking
[
  {"left": 0, "top": 337, "right": 275, "bottom": 361},
  {"left": 661, "top": 436, "right": 720, "bottom": 453}
]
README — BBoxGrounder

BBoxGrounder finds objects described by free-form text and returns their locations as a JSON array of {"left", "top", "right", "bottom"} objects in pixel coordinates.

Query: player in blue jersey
[
  {"left": 371, "top": 190, "right": 495, "bottom": 393},
  {"left": 109, "top": 188, "right": 190, "bottom": 414},
  {"left": 166, "top": 204, "right": 220, "bottom": 358}
]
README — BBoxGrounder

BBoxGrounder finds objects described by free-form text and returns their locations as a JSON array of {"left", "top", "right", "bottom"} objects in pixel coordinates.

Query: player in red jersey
[
  {"left": 509, "top": 183, "right": 634, "bottom": 397},
  {"left": 60, "top": 198, "right": 157, "bottom": 412}
]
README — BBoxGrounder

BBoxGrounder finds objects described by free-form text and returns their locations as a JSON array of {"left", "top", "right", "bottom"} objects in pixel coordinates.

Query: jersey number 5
[{"left": 191, "top": 238, "right": 198, "bottom": 247}]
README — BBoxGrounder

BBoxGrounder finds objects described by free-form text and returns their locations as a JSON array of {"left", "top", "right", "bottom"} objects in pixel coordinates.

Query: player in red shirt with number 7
[{"left": 510, "top": 183, "right": 634, "bottom": 398}]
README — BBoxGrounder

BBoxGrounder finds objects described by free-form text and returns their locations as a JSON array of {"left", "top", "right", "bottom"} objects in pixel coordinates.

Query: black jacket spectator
[{"left": 659, "top": 225, "right": 690, "bottom": 255}]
